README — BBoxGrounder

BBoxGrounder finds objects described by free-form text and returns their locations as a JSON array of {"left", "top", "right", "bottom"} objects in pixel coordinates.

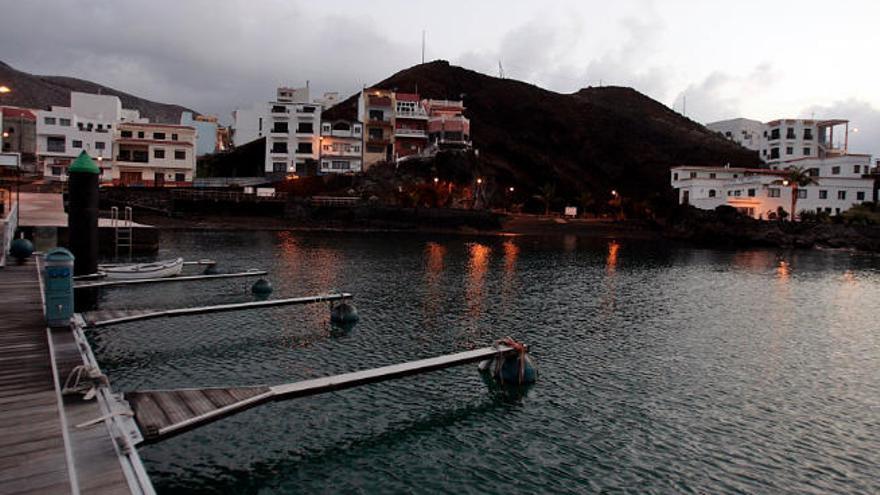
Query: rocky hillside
[
  {"left": 327, "top": 60, "right": 760, "bottom": 205},
  {"left": 0, "top": 61, "right": 196, "bottom": 123}
]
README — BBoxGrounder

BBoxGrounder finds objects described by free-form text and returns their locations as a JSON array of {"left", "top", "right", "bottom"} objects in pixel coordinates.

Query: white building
[
  {"left": 707, "top": 118, "right": 853, "bottom": 166},
  {"left": 111, "top": 122, "right": 197, "bottom": 186},
  {"left": 671, "top": 154, "right": 875, "bottom": 219},
  {"left": 266, "top": 87, "right": 321, "bottom": 175},
  {"left": 231, "top": 102, "right": 268, "bottom": 147},
  {"left": 37, "top": 92, "right": 147, "bottom": 181},
  {"left": 319, "top": 119, "right": 363, "bottom": 174}
]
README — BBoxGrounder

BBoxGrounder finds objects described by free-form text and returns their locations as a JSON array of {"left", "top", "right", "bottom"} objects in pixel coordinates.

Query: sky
[{"left": 1, "top": 0, "right": 879, "bottom": 155}]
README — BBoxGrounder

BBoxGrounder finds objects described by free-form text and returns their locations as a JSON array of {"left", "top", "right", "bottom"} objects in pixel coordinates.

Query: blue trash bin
[{"left": 44, "top": 248, "right": 75, "bottom": 327}]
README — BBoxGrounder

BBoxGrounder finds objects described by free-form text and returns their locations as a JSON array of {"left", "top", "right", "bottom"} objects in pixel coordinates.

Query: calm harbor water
[{"left": 91, "top": 231, "right": 880, "bottom": 494}]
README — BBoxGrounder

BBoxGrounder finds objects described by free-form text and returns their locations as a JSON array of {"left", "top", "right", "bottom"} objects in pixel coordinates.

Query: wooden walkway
[
  {"left": 127, "top": 344, "right": 519, "bottom": 444},
  {"left": 83, "top": 292, "right": 353, "bottom": 328},
  {"left": 0, "top": 259, "right": 153, "bottom": 494},
  {"left": 74, "top": 269, "right": 267, "bottom": 289}
]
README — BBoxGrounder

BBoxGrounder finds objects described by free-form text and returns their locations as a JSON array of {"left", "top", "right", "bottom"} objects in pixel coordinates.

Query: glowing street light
[
  {"left": 611, "top": 189, "right": 618, "bottom": 197},
  {"left": 508, "top": 186, "right": 515, "bottom": 192},
  {"left": 782, "top": 180, "right": 789, "bottom": 186},
  {"left": 433, "top": 177, "right": 439, "bottom": 184},
  {"left": 0, "top": 86, "right": 10, "bottom": 94},
  {"left": 476, "top": 178, "right": 483, "bottom": 185}
]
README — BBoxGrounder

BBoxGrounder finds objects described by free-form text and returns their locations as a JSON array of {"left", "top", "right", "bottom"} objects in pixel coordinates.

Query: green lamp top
[{"left": 68, "top": 150, "right": 101, "bottom": 174}]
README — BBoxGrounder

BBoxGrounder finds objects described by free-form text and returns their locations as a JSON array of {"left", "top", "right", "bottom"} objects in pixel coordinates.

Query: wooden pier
[
  {"left": 83, "top": 292, "right": 352, "bottom": 328},
  {"left": 0, "top": 259, "right": 154, "bottom": 494},
  {"left": 126, "top": 344, "right": 520, "bottom": 444},
  {"left": 74, "top": 269, "right": 267, "bottom": 289}
]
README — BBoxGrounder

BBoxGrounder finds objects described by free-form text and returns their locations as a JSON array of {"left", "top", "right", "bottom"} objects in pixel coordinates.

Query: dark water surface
[{"left": 91, "top": 231, "right": 880, "bottom": 494}]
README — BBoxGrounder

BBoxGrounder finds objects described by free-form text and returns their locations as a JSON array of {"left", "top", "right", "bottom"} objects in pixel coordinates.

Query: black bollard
[{"left": 67, "top": 151, "right": 100, "bottom": 277}]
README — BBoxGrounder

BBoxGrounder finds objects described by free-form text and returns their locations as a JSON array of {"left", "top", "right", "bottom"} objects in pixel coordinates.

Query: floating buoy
[
  {"left": 330, "top": 301, "right": 359, "bottom": 324},
  {"left": 483, "top": 338, "right": 537, "bottom": 385},
  {"left": 251, "top": 278, "right": 273, "bottom": 295},
  {"left": 10, "top": 238, "right": 34, "bottom": 261}
]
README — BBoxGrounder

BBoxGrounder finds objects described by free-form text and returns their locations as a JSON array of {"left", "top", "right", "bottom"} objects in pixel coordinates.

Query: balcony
[
  {"left": 394, "top": 128, "right": 427, "bottom": 138},
  {"left": 271, "top": 106, "right": 289, "bottom": 115},
  {"left": 366, "top": 137, "right": 390, "bottom": 146},
  {"left": 395, "top": 109, "right": 428, "bottom": 120}
]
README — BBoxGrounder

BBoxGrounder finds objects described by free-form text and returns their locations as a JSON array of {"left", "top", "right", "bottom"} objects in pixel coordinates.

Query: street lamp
[
  {"left": 508, "top": 186, "right": 514, "bottom": 192},
  {"left": 433, "top": 177, "right": 439, "bottom": 184},
  {"left": 476, "top": 178, "right": 482, "bottom": 185}
]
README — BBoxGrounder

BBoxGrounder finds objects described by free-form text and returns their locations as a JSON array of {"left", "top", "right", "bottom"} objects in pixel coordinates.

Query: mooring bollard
[
  {"left": 44, "top": 247, "right": 75, "bottom": 328},
  {"left": 67, "top": 151, "right": 100, "bottom": 277}
]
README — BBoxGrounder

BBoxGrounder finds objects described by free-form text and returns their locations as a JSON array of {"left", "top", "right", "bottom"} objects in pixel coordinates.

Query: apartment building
[
  {"left": 319, "top": 119, "right": 363, "bottom": 174},
  {"left": 265, "top": 86, "right": 321, "bottom": 175},
  {"left": 180, "top": 111, "right": 220, "bottom": 156},
  {"left": 358, "top": 88, "right": 395, "bottom": 169},
  {"left": 425, "top": 99, "right": 471, "bottom": 151},
  {"left": 670, "top": 154, "right": 875, "bottom": 219},
  {"left": 392, "top": 93, "right": 429, "bottom": 160},
  {"left": 112, "top": 122, "right": 196, "bottom": 186},
  {"left": 231, "top": 102, "right": 268, "bottom": 147},
  {"left": 37, "top": 92, "right": 146, "bottom": 181},
  {"left": 1, "top": 107, "right": 37, "bottom": 172},
  {"left": 707, "top": 118, "right": 853, "bottom": 166}
]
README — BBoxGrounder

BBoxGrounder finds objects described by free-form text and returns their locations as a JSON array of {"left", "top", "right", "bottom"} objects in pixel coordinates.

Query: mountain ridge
[{"left": 0, "top": 61, "right": 197, "bottom": 123}]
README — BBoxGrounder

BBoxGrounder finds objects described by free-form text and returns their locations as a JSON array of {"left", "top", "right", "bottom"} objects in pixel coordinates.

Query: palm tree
[
  {"left": 578, "top": 191, "right": 595, "bottom": 216},
  {"left": 533, "top": 183, "right": 556, "bottom": 215},
  {"left": 776, "top": 166, "right": 818, "bottom": 221}
]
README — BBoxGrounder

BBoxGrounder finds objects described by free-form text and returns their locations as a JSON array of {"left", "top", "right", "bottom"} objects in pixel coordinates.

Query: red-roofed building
[
  {"left": 424, "top": 99, "right": 471, "bottom": 151},
  {"left": 1, "top": 106, "right": 37, "bottom": 171},
  {"left": 392, "top": 92, "right": 429, "bottom": 160}
]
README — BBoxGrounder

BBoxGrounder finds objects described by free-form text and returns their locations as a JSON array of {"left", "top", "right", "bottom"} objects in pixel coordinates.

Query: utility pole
[
  {"left": 421, "top": 30, "right": 426, "bottom": 64},
  {"left": 498, "top": 60, "right": 505, "bottom": 79}
]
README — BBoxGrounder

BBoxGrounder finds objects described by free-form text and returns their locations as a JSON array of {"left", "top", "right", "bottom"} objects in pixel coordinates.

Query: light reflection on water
[{"left": 90, "top": 232, "right": 880, "bottom": 494}]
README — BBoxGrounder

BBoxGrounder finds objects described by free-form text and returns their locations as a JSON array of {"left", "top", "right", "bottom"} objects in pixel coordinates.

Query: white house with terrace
[
  {"left": 671, "top": 154, "right": 876, "bottom": 219},
  {"left": 37, "top": 91, "right": 147, "bottom": 181},
  {"left": 707, "top": 118, "right": 854, "bottom": 166}
]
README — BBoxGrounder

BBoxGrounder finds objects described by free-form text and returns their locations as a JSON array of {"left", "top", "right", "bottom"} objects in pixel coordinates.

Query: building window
[
  {"left": 748, "top": 189, "right": 756, "bottom": 197},
  {"left": 297, "top": 142, "right": 313, "bottom": 154},
  {"left": 369, "top": 110, "right": 384, "bottom": 121},
  {"left": 331, "top": 160, "right": 350, "bottom": 170},
  {"left": 172, "top": 133, "right": 178, "bottom": 141},
  {"left": 768, "top": 188, "right": 781, "bottom": 198},
  {"left": 46, "top": 136, "right": 65, "bottom": 152},
  {"left": 770, "top": 148, "right": 780, "bottom": 159},
  {"left": 137, "top": 131, "right": 145, "bottom": 138},
  {"left": 272, "top": 162, "right": 286, "bottom": 172},
  {"left": 769, "top": 128, "right": 780, "bottom": 140},
  {"left": 804, "top": 129, "right": 813, "bottom": 140},
  {"left": 857, "top": 191, "right": 865, "bottom": 201},
  {"left": 832, "top": 166, "right": 840, "bottom": 175},
  {"left": 59, "top": 118, "right": 71, "bottom": 127},
  {"left": 734, "top": 190, "right": 741, "bottom": 197},
  {"left": 296, "top": 122, "right": 314, "bottom": 134},
  {"left": 273, "top": 122, "right": 289, "bottom": 133},
  {"left": 786, "top": 128, "right": 795, "bottom": 139},
  {"left": 709, "top": 173, "right": 716, "bottom": 179},
  {"left": 153, "top": 132, "right": 166, "bottom": 140},
  {"left": 819, "top": 190, "right": 828, "bottom": 199},
  {"left": 708, "top": 189, "right": 716, "bottom": 197},
  {"left": 174, "top": 150, "right": 186, "bottom": 160},
  {"left": 72, "top": 140, "right": 82, "bottom": 148},
  {"left": 803, "top": 147, "right": 811, "bottom": 156},
  {"left": 271, "top": 142, "right": 288, "bottom": 153},
  {"left": 854, "top": 165, "right": 861, "bottom": 174},
  {"left": 121, "top": 130, "right": 133, "bottom": 138},
  {"left": 689, "top": 171, "right": 697, "bottom": 179},
  {"left": 727, "top": 191, "right": 732, "bottom": 196},
  {"left": 44, "top": 117, "right": 57, "bottom": 125},
  {"left": 51, "top": 166, "right": 63, "bottom": 176},
  {"left": 786, "top": 147, "right": 793, "bottom": 155},
  {"left": 838, "top": 190, "right": 846, "bottom": 200},
  {"left": 154, "top": 148, "right": 165, "bottom": 159},
  {"left": 95, "top": 141, "right": 105, "bottom": 150},
  {"left": 175, "top": 173, "right": 185, "bottom": 182},
  {"left": 836, "top": 208, "right": 841, "bottom": 215},
  {"left": 797, "top": 189, "right": 807, "bottom": 199}
]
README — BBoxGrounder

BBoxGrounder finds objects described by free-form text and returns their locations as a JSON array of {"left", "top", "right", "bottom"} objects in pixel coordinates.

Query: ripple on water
[{"left": 90, "top": 233, "right": 880, "bottom": 494}]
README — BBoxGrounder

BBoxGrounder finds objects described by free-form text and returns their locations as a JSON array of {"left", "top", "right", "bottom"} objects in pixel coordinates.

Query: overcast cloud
[{"left": 1, "top": 0, "right": 878, "bottom": 154}]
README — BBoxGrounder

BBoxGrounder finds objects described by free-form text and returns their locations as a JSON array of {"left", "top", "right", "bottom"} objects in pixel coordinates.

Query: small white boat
[{"left": 100, "top": 258, "right": 184, "bottom": 280}]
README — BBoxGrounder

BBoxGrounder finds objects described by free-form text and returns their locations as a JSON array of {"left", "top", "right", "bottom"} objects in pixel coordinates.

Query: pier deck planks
[{"left": 126, "top": 345, "right": 518, "bottom": 444}]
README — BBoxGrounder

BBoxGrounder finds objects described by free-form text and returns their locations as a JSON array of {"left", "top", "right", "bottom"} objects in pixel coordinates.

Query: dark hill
[
  {"left": 0, "top": 61, "right": 197, "bottom": 123},
  {"left": 330, "top": 60, "right": 760, "bottom": 204}
]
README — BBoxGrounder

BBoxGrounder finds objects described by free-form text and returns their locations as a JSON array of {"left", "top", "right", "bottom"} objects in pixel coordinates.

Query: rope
[
  {"left": 493, "top": 336, "right": 527, "bottom": 384},
  {"left": 62, "top": 364, "right": 109, "bottom": 399}
]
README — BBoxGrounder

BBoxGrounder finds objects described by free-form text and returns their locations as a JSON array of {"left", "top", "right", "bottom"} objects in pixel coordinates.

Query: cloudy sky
[{"left": 2, "top": 0, "right": 879, "bottom": 154}]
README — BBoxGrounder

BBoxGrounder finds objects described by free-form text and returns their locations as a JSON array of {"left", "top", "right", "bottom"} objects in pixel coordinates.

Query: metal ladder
[{"left": 111, "top": 206, "right": 133, "bottom": 260}]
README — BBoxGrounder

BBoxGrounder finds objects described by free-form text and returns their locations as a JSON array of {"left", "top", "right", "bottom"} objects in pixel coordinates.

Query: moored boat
[{"left": 100, "top": 257, "right": 184, "bottom": 280}]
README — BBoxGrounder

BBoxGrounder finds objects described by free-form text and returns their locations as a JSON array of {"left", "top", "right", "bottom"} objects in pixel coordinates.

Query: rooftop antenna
[
  {"left": 421, "top": 30, "right": 426, "bottom": 64},
  {"left": 683, "top": 94, "right": 687, "bottom": 117},
  {"left": 498, "top": 60, "right": 505, "bottom": 79}
]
